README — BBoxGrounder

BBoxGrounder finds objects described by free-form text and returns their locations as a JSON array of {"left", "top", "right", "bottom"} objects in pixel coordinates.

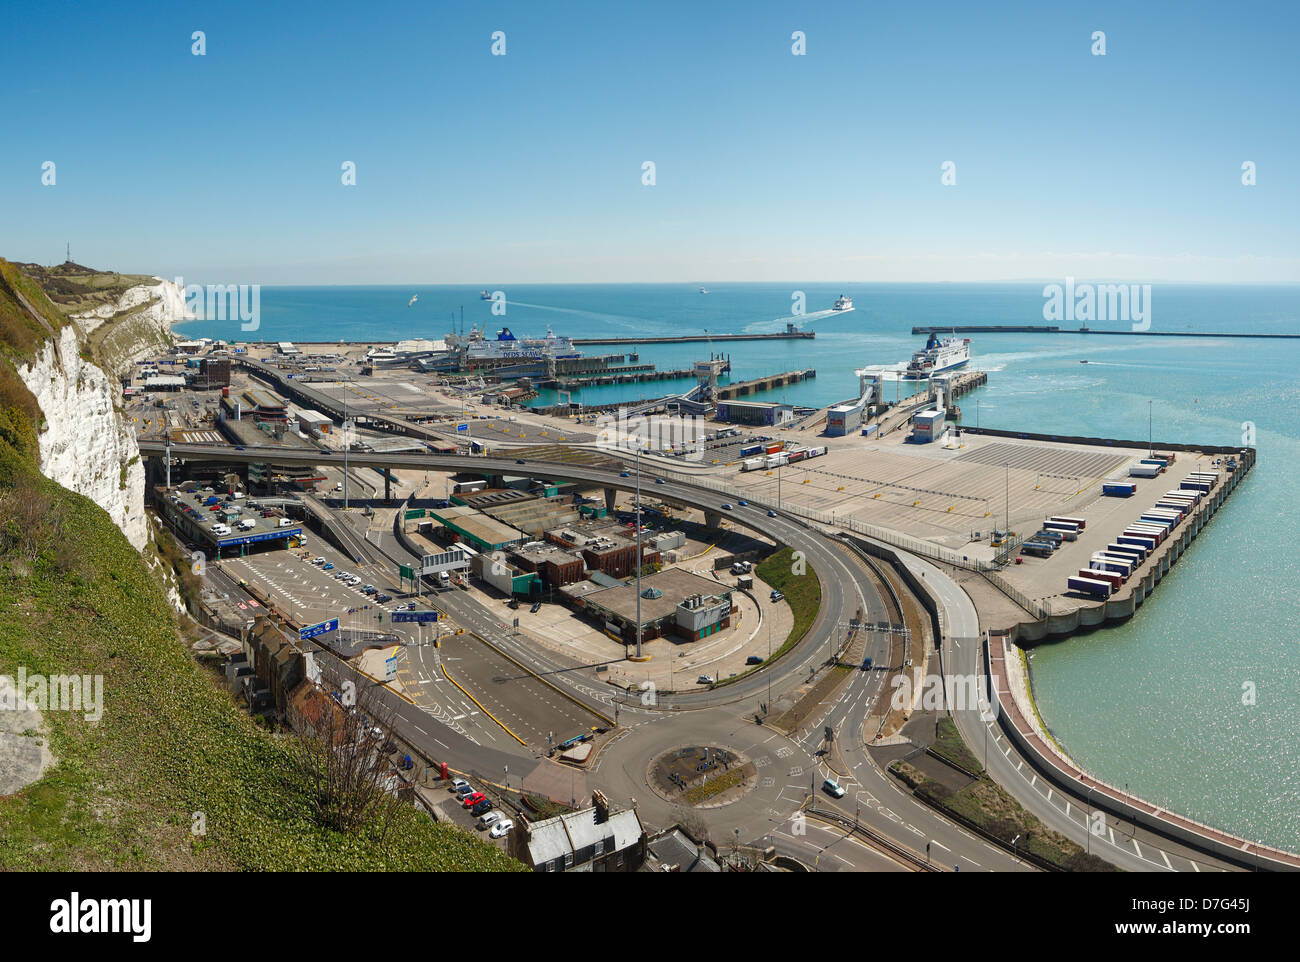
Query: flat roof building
[
  {"left": 566, "top": 568, "right": 731, "bottom": 644},
  {"left": 428, "top": 504, "right": 527, "bottom": 552}
]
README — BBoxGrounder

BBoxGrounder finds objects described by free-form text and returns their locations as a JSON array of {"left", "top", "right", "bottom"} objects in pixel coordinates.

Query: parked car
[
  {"left": 697, "top": 674, "right": 715, "bottom": 685},
  {"left": 770, "top": 590, "right": 784, "bottom": 602},
  {"left": 312, "top": 557, "right": 326, "bottom": 565},
  {"left": 375, "top": 593, "right": 392, "bottom": 603},
  {"left": 450, "top": 777, "right": 470, "bottom": 792},
  {"left": 530, "top": 601, "right": 541, "bottom": 613},
  {"left": 477, "top": 810, "right": 503, "bottom": 829},
  {"left": 822, "top": 778, "right": 846, "bottom": 798},
  {"left": 489, "top": 819, "right": 514, "bottom": 838},
  {"left": 322, "top": 563, "right": 335, "bottom": 570},
  {"left": 470, "top": 799, "right": 493, "bottom": 817},
  {"left": 454, "top": 784, "right": 475, "bottom": 799},
  {"left": 462, "top": 792, "right": 487, "bottom": 809},
  {"left": 746, "top": 655, "right": 764, "bottom": 666}
]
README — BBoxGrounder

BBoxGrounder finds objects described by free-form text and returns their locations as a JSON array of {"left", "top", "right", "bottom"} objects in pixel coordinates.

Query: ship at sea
[
  {"left": 833, "top": 294, "right": 854, "bottom": 311},
  {"left": 903, "top": 332, "right": 971, "bottom": 378}
]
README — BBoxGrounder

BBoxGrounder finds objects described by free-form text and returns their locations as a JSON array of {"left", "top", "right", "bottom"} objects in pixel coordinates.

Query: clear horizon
[{"left": 5, "top": 0, "right": 1298, "bottom": 285}]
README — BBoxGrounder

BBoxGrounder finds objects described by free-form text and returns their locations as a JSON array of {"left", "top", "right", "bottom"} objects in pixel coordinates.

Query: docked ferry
[
  {"left": 904, "top": 333, "right": 971, "bottom": 378},
  {"left": 833, "top": 294, "right": 854, "bottom": 311},
  {"left": 448, "top": 325, "right": 583, "bottom": 362}
]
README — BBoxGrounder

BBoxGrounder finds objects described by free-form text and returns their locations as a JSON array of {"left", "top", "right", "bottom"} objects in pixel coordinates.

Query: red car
[{"left": 461, "top": 792, "right": 486, "bottom": 809}]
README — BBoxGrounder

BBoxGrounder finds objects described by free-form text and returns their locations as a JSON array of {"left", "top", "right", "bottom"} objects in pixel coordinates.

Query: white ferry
[
  {"left": 833, "top": 294, "right": 854, "bottom": 311},
  {"left": 904, "top": 333, "right": 971, "bottom": 378},
  {"left": 449, "top": 325, "right": 583, "bottom": 362}
]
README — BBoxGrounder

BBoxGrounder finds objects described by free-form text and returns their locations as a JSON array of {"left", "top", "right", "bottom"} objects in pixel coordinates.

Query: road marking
[{"left": 1160, "top": 849, "right": 1172, "bottom": 870}]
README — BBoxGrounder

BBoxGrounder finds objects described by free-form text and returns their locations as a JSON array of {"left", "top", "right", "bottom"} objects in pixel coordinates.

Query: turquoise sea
[{"left": 178, "top": 282, "right": 1300, "bottom": 850}]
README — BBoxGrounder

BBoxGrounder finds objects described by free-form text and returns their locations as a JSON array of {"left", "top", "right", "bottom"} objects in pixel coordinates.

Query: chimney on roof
[{"left": 592, "top": 789, "right": 610, "bottom": 823}]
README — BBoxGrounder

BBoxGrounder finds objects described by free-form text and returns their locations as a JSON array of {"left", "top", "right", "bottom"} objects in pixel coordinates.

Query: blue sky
[{"left": 3, "top": 0, "right": 1298, "bottom": 284}]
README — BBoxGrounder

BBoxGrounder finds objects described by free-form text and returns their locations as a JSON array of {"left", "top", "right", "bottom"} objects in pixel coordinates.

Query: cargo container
[
  {"left": 1041, "top": 523, "right": 1078, "bottom": 540},
  {"left": 1050, "top": 516, "right": 1087, "bottom": 531},
  {"left": 1141, "top": 458, "right": 1169, "bottom": 469},
  {"left": 1067, "top": 575, "right": 1113, "bottom": 598},
  {"left": 1164, "top": 491, "right": 1198, "bottom": 503},
  {"left": 741, "top": 458, "right": 765, "bottom": 472},
  {"left": 1044, "top": 519, "right": 1080, "bottom": 533},
  {"left": 1154, "top": 502, "right": 1188, "bottom": 516},
  {"left": 1129, "top": 464, "right": 1162, "bottom": 478},
  {"left": 807, "top": 446, "right": 828, "bottom": 457},
  {"left": 1087, "top": 558, "right": 1130, "bottom": 578},
  {"left": 1106, "top": 542, "right": 1146, "bottom": 560},
  {"left": 1144, "top": 509, "right": 1182, "bottom": 522},
  {"left": 1118, "top": 534, "right": 1159, "bottom": 551},
  {"left": 1102, "top": 482, "right": 1138, "bottom": 497},
  {"left": 1180, "top": 481, "right": 1212, "bottom": 494},
  {"left": 1128, "top": 523, "right": 1167, "bottom": 537},
  {"left": 1034, "top": 530, "right": 1064, "bottom": 545},
  {"left": 788, "top": 449, "right": 808, "bottom": 464},
  {"left": 1081, "top": 568, "right": 1123, "bottom": 590},
  {"left": 1091, "top": 550, "right": 1135, "bottom": 570},
  {"left": 739, "top": 444, "right": 763, "bottom": 458},
  {"left": 765, "top": 443, "right": 784, "bottom": 455}
]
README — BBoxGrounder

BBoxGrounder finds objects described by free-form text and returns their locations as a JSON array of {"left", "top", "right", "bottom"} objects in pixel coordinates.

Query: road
[{"left": 169, "top": 441, "right": 1031, "bottom": 869}]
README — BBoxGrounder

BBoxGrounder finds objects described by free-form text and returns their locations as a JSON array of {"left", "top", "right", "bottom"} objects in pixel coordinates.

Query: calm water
[{"left": 179, "top": 282, "right": 1300, "bottom": 849}]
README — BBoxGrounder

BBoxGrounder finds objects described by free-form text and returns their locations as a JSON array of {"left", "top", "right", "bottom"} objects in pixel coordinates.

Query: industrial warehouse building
[
  {"left": 714, "top": 400, "right": 795, "bottom": 427},
  {"left": 427, "top": 504, "right": 527, "bottom": 552},
  {"left": 561, "top": 568, "right": 732, "bottom": 644}
]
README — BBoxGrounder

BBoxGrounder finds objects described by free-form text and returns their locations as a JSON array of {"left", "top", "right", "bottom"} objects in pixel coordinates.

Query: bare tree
[{"left": 289, "top": 681, "right": 407, "bottom": 844}]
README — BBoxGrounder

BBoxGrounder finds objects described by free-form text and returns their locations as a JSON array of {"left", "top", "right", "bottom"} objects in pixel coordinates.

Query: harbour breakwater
[{"left": 914, "top": 324, "right": 1300, "bottom": 339}]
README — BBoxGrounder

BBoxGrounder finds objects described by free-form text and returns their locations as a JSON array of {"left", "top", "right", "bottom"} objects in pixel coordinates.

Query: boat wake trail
[
  {"left": 502, "top": 300, "right": 650, "bottom": 330},
  {"left": 741, "top": 309, "right": 836, "bottom": 334}
]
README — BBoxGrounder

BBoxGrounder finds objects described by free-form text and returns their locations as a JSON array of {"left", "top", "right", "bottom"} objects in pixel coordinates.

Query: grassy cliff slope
[{"left": 0, "top": 260, "right": 521, "bottom": 871}]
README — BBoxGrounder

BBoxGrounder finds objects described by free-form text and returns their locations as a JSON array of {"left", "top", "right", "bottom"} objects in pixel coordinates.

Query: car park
[{"left": 489, "top": 820, "right": 514, "bottom": 838}]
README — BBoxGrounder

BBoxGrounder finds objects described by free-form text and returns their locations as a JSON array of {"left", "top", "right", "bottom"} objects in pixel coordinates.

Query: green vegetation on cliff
[{"left": 0, "top": 260, "right": 521, "bottom": 871}]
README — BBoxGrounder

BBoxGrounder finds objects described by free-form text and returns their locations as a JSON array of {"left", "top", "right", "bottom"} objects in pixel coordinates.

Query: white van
[
  {"left": 278, "top": 517, "right": 294, "bottom": 527},
  {"left": 237, "top": 519, "right": 256, "bottom": 531}
]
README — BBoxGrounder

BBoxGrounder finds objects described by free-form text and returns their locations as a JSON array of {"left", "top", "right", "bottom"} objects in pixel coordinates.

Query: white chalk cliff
[{"left": 17, "top": 279, "right": 186, "bottom": 553}]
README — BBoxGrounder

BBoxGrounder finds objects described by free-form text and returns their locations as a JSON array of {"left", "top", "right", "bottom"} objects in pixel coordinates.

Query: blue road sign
[
  {"left": 392, "top": 610, "right": 440, "bottom": 624},
  {"left": 456, "top": 422, "right": 469, "bottom": 433},
  {"left": 299, "top": 618, "right": 339, "bottom": 640}
]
